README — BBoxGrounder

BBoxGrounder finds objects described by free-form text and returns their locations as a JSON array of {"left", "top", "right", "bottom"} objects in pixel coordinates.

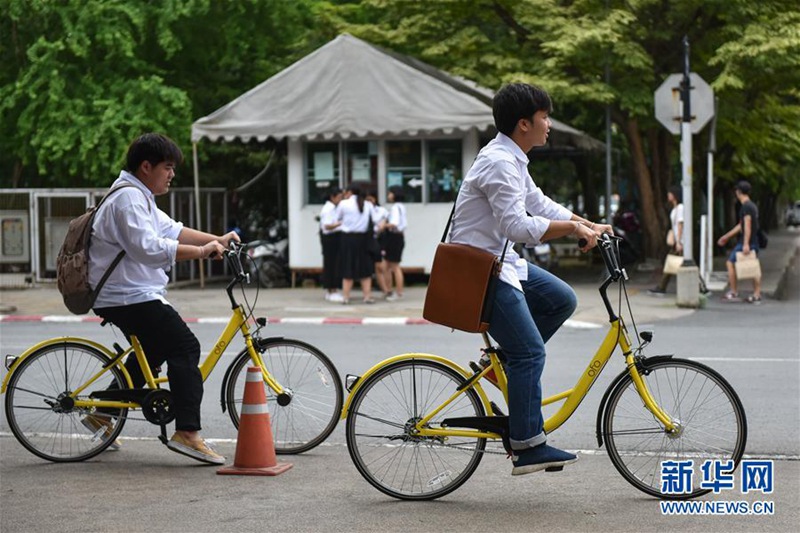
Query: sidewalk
[{"left": 1, "top": 228, "right": 797, "bottom": 326}]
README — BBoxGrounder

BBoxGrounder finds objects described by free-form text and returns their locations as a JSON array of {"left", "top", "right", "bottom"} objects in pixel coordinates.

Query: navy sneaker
[{"left": 511, "top": 444, "right": 578, "bottom": 476}]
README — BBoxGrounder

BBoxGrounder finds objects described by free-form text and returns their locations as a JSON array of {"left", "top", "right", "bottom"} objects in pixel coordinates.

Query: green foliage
[
  {"left": 0, "top": 0, "right": 316, "bottom": 188},
  {"left": 315, "top": 0, "right": 800, "bottom": 240}
]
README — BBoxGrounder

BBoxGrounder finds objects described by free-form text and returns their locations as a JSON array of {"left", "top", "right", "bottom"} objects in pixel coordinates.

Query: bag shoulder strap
[
  {"left": 89, "top": 182, "right": 151, "bottom": 297},
  {"left": 442, "top": 184, "right": 509, "bottom": 262}
]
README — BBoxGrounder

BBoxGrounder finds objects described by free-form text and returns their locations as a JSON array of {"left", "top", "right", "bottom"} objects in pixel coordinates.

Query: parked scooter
[
  {"left": 514, "top": 242, "right": 556, "bottom": 270},
  {"left": 246, "top": 219, "right": 289, "bottom": 288}
]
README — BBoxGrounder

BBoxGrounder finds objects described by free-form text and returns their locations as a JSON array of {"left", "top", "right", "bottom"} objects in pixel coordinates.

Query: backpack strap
[{"left": 90, "top": 183, "right": 151, "bottom": 297}]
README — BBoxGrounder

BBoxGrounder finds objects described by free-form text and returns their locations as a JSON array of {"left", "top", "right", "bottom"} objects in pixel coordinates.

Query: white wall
[{"left": 287, "top": 130, "right": 481, "bottom": 273}]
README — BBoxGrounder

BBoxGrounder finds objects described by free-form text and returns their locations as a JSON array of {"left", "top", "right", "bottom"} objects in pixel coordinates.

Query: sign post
[{"left": 654, "top": 37, "right": 715, "bottom": 306}]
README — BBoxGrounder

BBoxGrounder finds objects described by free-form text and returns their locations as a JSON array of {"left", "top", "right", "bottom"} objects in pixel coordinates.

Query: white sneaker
[
  {"left": 386, "top": 293, "right": 403, "bottom": 302},
  {"left": 328, "top": 293, "right": 344, "bottom": 303}
]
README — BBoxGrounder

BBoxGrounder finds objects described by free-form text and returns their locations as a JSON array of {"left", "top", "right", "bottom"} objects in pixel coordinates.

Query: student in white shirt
[
  {"left": 650, "top": 186, "right": 684, "bottom": 295},
  {"left": 89, "top": 133, "right": 238, "bottom": 465},
  {"left": 365, "top": 190, "right": 391, "bottom": 298},
  {"left": 449, "top": 84, "right": 610, "bottom": 475},
  {"left": 336, "top": 182, "right": 376, "bottom": 304},
  {"left": 319, "top": 186, "right": 344, "bottom": 302},
  {"left": 383, "top": 185, "right": 407, "bottom": 301}
]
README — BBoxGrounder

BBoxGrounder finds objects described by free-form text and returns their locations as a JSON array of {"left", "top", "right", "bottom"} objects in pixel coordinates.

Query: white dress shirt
[
  {"left": 319, "top": 201, "right": 341, "bottom": 235},
  {"left": 670, "top": 203, "right": 685, "bottom": 246},
  {"left": 89, "top": 171, "right": 183, "bottom": 308},
  {"left": 449, "top": 133, "right": 572, "bottom": 290},
  {"left": 388, "top": 202, "right": 407, "bottom": 232},
  {"left": 371, "top": 205, "right": 388, "bottom": 233},
  {"left": 337, "top": 196, "right": 374, "bottom": 233}
]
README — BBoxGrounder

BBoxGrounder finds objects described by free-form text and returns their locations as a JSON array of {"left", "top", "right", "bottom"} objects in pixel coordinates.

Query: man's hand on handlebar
[
  {"left": 217, "top": 230, "right": 242, "bottom": 248},
  {"left": 577, "top": 222, "right": 614, "bottom": 253},
  {"left": 201, "top": 241, "right": 226, "bottom": 259}
]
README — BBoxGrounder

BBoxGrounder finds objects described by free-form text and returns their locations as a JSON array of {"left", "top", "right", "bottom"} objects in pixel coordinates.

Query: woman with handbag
[
  {"left": 383, "top": 185, "right": 407, "bottom": 301},
  {"left": 448, "top": 83, "right": 610, "bottom": 475},
  {"left": 649, "top": 186, "right": 684, "bottom": 295},
  {"left": 365, "top": 190, "right": 391, "bottom": 298},
  {"left": 336, "top": 182, "right": 376, "bottom": 304}
]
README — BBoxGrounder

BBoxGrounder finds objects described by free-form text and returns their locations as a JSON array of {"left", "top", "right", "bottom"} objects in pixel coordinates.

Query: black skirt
[
  {"left": 320, "top": 232, "right": 342, "bottom": 289},
  {"left": 340, "top": 232, "right": 374, "bottom": 280},
  {"left": 383, "top": 232, "right": 405, "bottom": 263}
]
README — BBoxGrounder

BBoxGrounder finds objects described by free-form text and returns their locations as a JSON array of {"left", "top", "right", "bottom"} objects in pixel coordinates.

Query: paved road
[{"left": 1, "top": 229, "right": 798, "bottom": 532}]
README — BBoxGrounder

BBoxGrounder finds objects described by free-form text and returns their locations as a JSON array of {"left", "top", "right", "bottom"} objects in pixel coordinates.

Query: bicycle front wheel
[
  {"left": 4, "top": 341, "right": 128, "bottom": 462},
  {"left": 345, "top": 359, "right": 487, "bottom": 500},
  {"left": 603, "top": 358, "right": 747, "bottom": 499},
  {"left": 226, "top": 339, "right": 342, "bottom": 454}
]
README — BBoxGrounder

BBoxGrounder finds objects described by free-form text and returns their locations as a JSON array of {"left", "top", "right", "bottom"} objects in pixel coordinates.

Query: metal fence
[{"left": 0, "top": 187, "right": 228, "bottom": 288}]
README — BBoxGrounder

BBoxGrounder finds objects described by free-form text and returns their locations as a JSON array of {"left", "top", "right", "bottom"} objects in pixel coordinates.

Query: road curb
[{"left": 0, "top": 314, "right": 602, "bottom": 329}]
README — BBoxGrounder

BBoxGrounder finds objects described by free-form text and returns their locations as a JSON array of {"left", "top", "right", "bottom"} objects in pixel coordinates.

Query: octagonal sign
[{"left": 654, "top": 73, "right": 714, "bottom": 135}]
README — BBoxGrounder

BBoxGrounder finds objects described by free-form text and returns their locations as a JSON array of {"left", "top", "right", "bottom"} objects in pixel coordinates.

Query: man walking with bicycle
[
  {"left": 87, "top": 133, "right": 239, "bottom": 464},
  {"left": 449, "top": 83, "right": 610, "bottom": 474}
]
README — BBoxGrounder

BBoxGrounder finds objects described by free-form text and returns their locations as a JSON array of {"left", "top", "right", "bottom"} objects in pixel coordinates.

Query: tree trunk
[{"left": 620, "top": 116, "right": 662, "bottom": 259}]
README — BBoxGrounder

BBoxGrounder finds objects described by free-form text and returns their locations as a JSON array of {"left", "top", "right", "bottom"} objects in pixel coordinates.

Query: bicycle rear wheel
[
  {"left": 603, "top": 358, "right": 747, "bottom": 499},
  {"left": 4, "top": 341, "right": 128, "bottom": 462},
  {"left": 346, "top": 359, "right": 487, "bottom": 500},
  {"left": 225, "top": 338, "right": 342, "bottom": 454}
]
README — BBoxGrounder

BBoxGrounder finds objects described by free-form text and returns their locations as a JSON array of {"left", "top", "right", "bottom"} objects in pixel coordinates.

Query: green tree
[
  {"left": 0, "top": 0, "right": 316, "bottom": 192},
  {"left": 317, "top": 0, "right": 800, "bottom": 256}
]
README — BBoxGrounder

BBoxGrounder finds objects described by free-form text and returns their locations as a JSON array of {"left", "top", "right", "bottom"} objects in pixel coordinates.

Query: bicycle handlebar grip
[{"left": 578, "top": 238, "right": 588, "bottom": 248}]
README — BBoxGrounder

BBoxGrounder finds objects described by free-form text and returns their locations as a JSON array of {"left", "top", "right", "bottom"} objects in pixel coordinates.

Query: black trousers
[
  {"left": 320, "top": 232, "right": 342, "bottom": 289},
  {"left": 95, "top": 300, "right": 203, "bottom": 431}
]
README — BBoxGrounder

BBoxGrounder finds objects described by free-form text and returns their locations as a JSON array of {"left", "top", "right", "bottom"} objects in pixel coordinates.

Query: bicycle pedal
[{"left": 545, "top": 466, "right": 564, "bottom": 472}]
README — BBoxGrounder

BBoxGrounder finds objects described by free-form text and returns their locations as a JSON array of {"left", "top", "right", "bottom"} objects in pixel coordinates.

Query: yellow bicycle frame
[
  {"left": 1, "top": 304, "right": 284, "bottom": 411},
  {"left": 340, "top": 317, "right": 676, "bottom": 442}
]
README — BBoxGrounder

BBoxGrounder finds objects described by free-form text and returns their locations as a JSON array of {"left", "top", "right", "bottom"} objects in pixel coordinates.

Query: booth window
[
  {"left": 427, "top": 140, "right": 462, "bottom": 202},
  {"left": 306, "top": 143, "right": 339, "bottom": 204},
  {"left": 386, "top": 141, "right": 422, "bottom": 203},
  {"left": 343, "top": 141, "right": 378, "bottom": 193}
]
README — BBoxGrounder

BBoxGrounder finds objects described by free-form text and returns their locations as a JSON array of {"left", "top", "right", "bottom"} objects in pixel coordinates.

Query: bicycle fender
[
  {"left": 339, "top": 353, "right": 494, "bottom": 420},
  {"left": 218, "top": 336, "right": 285, "bottom": 413},
  {"left": 594, "top": 355, "right": 674, "bottom": 447},
  {"left": 1, "top": 337, "right": 131, "bottom": 393}
]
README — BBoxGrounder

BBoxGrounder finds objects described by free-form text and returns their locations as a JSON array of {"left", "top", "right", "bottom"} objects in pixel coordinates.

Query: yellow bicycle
[
  {"left": 342, "top": 234, "right": 747, "bottom": 500},
  {"left": 2, "top": 242, "right": 343, "bottom": 462}
]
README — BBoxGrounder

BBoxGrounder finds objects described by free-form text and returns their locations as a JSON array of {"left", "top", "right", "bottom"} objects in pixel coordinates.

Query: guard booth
[
  {"left": 191, "top": 34, "right": 604, "bottom": 283},
  {"left": 0, "top": 187, "right": 228, "bottom": 288}
]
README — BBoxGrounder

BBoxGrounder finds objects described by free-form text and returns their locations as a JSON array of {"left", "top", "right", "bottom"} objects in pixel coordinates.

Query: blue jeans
[{"left": 487, "top": 263, "right": 577, "bottom": 450}]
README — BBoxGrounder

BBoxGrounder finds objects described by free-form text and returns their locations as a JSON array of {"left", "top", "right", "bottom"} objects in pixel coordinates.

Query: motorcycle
[
  {"left": 514, "top": 242, "right": 556, "bottom": 270},
  {"left": 245, "top": 219, "right": 289, "bottom": 288}
]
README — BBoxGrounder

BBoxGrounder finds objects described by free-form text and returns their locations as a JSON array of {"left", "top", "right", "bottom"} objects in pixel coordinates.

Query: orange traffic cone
[{"left": 217, "top": 367, "right": 293, "bottom": 476}]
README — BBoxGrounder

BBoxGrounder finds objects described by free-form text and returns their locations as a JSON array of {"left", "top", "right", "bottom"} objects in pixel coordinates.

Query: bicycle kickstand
[{"left": 158, "top": 424, "right": 169, "bottom": 445}]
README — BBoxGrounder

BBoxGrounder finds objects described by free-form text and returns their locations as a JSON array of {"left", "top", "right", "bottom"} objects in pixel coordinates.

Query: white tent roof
[{"left": 191, "top": 34, "right": 602, "bottom": 150}]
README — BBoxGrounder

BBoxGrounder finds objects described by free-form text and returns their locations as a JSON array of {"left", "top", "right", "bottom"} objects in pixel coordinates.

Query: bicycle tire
[
  {"left": 602, "top": 358, "right": 747, "bottom": 499},
  {"left": 345, "top": 359, "right": 487, "bottom": 500},
  {"left": 225, "top": 338, "right": 342, "bottom": 454},
  {"left": 4, "top": 341, "right": 128, "bottom": 462}
]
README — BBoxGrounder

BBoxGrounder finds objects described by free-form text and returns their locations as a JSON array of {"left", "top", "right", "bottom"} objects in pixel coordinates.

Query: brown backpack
[{"left": 56, "top": 184, "right": 146, "bottom": 314}]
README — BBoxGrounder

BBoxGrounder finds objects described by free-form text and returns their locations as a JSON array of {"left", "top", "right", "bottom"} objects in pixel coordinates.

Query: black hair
[
  {"left": 327, "top": 186, "right": 342, "bottom": 199},
  {"left": 668, "top": 185, "right": 683, "bottom": 204},
  {"left": 388, "top": 185, "right": 405, "bottom": 202},
  {"left": 367, "top": 189, "right": 380, "bottom": 206},
  {"left": 125, "top": 133, "right": 183, "bottom": 174},
  {"left": 492, "top": 83, "right": 553, "bottom": 136},
  {"left": 735, "top": 180, "right": 751, "bottom": 195},
  {"left": 347, "top": 182, "right": 365, "bottom": 212}
]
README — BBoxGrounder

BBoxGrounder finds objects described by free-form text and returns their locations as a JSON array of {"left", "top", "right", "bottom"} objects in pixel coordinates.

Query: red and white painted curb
[{"left": 0, "top": 314, "right": 600, "bottom": 328}]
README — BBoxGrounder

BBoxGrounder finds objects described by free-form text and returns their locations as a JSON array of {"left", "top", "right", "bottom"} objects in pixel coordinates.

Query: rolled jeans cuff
[{"left": 510, "top": 431, "right": 547, "bottom": 450}]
